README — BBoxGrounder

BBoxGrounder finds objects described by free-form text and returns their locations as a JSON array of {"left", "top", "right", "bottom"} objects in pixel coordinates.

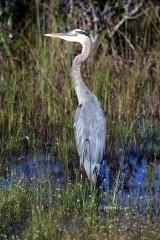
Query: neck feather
[{"left": 71, "top": 39, "right": 91, "bottom": 103}]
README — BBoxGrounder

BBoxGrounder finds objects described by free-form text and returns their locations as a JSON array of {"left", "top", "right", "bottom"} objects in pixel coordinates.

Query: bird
[{"left": 44, "top": 29, "right": 106, "bottom": 184}]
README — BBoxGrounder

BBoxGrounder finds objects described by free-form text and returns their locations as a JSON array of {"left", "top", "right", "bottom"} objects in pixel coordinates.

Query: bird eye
[
  {"left": 72, "top": 33, "right": 78, "bottom": 36},
  {"left": 67, "top": 32, "right": 77, "bottom": 37}
]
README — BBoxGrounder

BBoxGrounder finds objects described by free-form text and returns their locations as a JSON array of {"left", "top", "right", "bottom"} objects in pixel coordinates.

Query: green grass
[
  {"left": 0, "top": 2, "right": 160, "bottom": 239},
  {"left": 0, "top": 181, "right": 160, "bottom": 240},
  {"left": 0, "top": 8, "right": 160, "bottom": 156}
]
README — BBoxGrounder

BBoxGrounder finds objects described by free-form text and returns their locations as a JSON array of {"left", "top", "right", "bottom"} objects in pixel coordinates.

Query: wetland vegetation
[{"left": 0, "top": 1, "right": 160, "bottom": 239}]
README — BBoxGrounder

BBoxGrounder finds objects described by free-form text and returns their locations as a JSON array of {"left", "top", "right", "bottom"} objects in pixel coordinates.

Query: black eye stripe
[{"left": 75, "top": 30, "right": 90, "bottom": 38}]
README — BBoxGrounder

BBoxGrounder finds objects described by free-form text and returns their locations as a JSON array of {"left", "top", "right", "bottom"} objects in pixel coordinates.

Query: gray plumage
[
  {"left": 74, "top": 94, "right": 106, "bottom": 183},
  {"left": 44, "top": 29, "right": 106, "bottom": 184}
]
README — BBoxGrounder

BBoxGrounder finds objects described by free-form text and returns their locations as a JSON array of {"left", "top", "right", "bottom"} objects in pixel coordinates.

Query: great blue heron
[{"left": 45, "top": 29, "right": 106, "bottom": 184}]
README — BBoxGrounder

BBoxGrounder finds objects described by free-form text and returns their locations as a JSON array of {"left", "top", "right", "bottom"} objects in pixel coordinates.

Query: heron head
[{"left": 44, "top": 29, "right": 91, "bottom": 45}]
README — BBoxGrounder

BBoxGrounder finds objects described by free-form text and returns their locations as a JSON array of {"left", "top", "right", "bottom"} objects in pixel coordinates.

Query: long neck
[{"left": 71, "top": 39, "right": 92, "bottom": 104}]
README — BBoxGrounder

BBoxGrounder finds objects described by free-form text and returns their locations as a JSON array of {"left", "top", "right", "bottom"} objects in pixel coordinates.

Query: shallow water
[
  {"left": 0, "top": 146, "right": 160, "bottom": 212},
  {"left": 0, "top": 151, "right": 65, "bottom": 190},
  {"left": 97, "top": 149, "right": 160, "bottom": 212},
  {"left": 0, "top": 144, "right": 160, "bottom": 240}
]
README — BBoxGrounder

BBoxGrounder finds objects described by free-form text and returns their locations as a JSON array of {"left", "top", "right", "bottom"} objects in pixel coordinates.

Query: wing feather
[{"left": 74, "top": 95, "right": 106, "bottom": 182}]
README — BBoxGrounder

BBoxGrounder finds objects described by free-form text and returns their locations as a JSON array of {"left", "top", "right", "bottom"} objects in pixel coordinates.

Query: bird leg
[
  {"left": 80, "top": 160, "right": 83, "bottom": 181},
  {"left": 80, "top": 159, "right": 86, "bottom": 182}
]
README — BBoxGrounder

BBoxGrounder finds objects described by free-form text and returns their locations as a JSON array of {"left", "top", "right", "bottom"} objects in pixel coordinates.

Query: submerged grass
[{"left": 0, "top": 2, "right": 160, "bottom": 239}]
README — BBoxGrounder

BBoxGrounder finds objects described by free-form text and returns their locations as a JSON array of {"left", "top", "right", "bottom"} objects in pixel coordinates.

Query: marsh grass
[
  {"left": 1, "top": 5, "right": 160, "bottom": 156},
  {"left": 0, "top": 181, "right": 160, "bottom": 240},
  {"left": 0, "top": 2, "right": 160, "bottom": 239}
]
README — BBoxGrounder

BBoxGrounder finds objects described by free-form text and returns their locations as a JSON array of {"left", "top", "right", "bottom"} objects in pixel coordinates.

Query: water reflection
[
  {"left": 119, "top": 151, "right": 147, "bottom": 206},
  {"left": 98, "top": 148, "right": 160, "bottom": 209},
  {"left": 0, "top": 150, "right": 65, "bottom": 190},
  {"left": 13, "top": 156, "right": 64, "bottom": 183},
  {"left": 155, "top": 165, "right": 160, "bottom": 195},
  {"left": 0, "top": 145, "right": 160, "bottom": 210}
]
